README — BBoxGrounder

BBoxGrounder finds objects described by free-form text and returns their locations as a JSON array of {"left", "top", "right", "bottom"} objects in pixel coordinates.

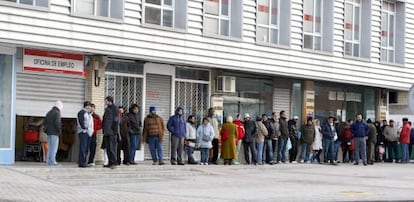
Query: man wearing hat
[
  {"left": 77, "top": 101, "right": 93, "bottom": 168},
  {"left": 143, "top": 106, "right": 166, "bottom": 165}
]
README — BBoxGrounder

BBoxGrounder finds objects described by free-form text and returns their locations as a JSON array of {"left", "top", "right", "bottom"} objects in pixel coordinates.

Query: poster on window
[
  {"left": 329, "top": 91, "right": 337, "bottom": 100},
  {"left": 23, "top": 48, "right": 85, "bottom": 76}
]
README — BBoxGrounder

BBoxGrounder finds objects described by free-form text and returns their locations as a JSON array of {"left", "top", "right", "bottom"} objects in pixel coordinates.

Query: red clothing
[
  {"left": 233, "top": 120, "right": 245, "bottom": 142},
  {"left": 400, "top": 123, "right": 411, "bottom": 144},
  {"left": 93, "top": 114, "right": 103, "bottom": 136},
  {"left": 340, "top": 128, "right": 354, "bottom": 151}
]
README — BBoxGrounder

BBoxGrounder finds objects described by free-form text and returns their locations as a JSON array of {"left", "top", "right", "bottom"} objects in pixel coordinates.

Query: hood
[
  {"left": 54, "top": 100, "right": 63, "bottom": 112},
  {"left": 175, "top": 107, "right": 183, "bottom": 115}
]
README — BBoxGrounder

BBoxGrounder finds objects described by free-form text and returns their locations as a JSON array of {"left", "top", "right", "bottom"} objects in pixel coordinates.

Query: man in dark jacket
[
  {"left": 126, "top": 104, "right": 142, "bottom": 165},
  {"left": 350, "top": 113, "right": 370, "bottom": 166},
  {"left": 167, "top": 107, "right": 186, "bottom": 165},
  {"left": 322, "top": 116, "right": 337, "bottom": 165},
  {"left": 262, "top": 114, "right": 274, "bottom": 164},
  {"left": 300, "top": 117, "right": 315, "bottom": 163},
  {"left": 44, "top": 100, "right": 63, "bottom": 166},
  {"left": 102, "top": 96, "right": 119, "bottom": 169},
  {"left": 288, "top": 117, "right": 299, "bottom": 163},
  {"left": 366, "top": 119, "right": 377, "bottom": 165},
  {"left": 269, "top": 112, "right": 280, "bottom": 163},
  {"left": 278, "top": 111, "right": 289, "bottom": 163},
  {"left": 243, "top": 113, "right": 257, "bottom": 165}
]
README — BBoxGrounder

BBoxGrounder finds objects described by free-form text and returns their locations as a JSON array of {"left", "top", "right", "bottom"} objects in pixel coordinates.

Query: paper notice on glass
[
  {"left": 329, "top": 91, "right": 337, "bottom": 100},
  {"left": 337, "top": 92, "right": 344, "bottom": 101}
]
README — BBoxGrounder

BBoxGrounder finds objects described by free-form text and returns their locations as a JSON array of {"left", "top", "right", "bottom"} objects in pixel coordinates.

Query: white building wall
[{"left": 0, "top": 0, "right": 414, "bottom": 90}]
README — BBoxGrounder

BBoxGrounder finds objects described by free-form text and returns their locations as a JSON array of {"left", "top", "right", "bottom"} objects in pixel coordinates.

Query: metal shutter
[
  {"left": 16, "top": 73, "right": 85, "bottom": 118},
  {"left": 145, "top": 74, "right": 172, "bottom": 160},
  {"left": 273, "top": 88, "right": 291, "bottom": 118}
]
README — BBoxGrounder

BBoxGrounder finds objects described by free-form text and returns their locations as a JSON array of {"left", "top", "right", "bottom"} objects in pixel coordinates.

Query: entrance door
[{"left": 145, "top": 64, "right": 174, "bottom": 159}]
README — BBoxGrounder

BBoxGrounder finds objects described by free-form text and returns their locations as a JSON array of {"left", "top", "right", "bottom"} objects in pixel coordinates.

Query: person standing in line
[
  {"left": 288, "top": 116, "right": 299, "bottom": 163},
  {"left": 126, "top": 104, "right": 142, "bottom": 165},
  {"left": 399, "top": 118, "right": 411, "bottom": 164},
  {"left": 374, "top": 121, "right": 385, "bottom": 162},
  {"left": 102, "top": 96, "right": 119, "bottom": 169},
  {"left": 143, "top": 106, "right": 166, "bottom": 165},
  {"left": 321, "top": 116, "right": 337, "bottom": 165},
  {"left": 116, "top": 106, "right": 125, "bottom": 165},
  {"left": 184, "top": 115, "right": 198, "bottom": 164},
  {"left": 120, "top": 106, "right": 131, "bottom": 166},
  {"left": 350, "top": 114, "right": 370, "bottom": 166},
  {"left": 366, "top": 119, "right": 377, "bottom": 165},
  {"left": 243, "top": 113, "right": 257, "bottom": 165},
  {"left": 333, "top": 118, "right": 341, "bottom": 163},
  {"left": 88, "top": 103, "right": 102, "bottom": 166},
  {"left": 311, "top": 119, "right": 323, "bottom": 164},
  {"left": 269, "top": 112, "right": 280, "bottom": 163},
  {"left": 167, "top": 107, "right": 186, "bottom": 165},
  {"left": 77, "top": 101, "right": 93, "bottom": 168},
  {"left": 300, "top": 117, "right": 315, "bottom": 163},
  {"left": 221, "top": 116, "right": 238, "bottom": 165},
  {"left": 278, "top": 111, "right": 289, "bottom": 163},
  {"left": 207, "top": 108, "right": 220, "bottom": 165},
  {"left": 340, "top": 120, "right": 354, "bottom": 163},
  {"left": 409, "top": 122, "right": 414, "bottom": 159},
  {"left": 44, "top": 101, "right": 63, "bottom": 166},
  {"left": 255, "top": 115, "right": 268, "bottom": 165},
  {"left": 383, "top": 120, "right": 399, "bottom": 163},
  {"left": 232, "top": 113, "right": 245, "bottom": 165},
  {"left": 197, "top": 117, "right": 215, "bottom": 165},
  {"left": 262, "top": 114, "right": 274, "bottom": 164},
  {"left": 39, "top": 125, "right": 48, "bottom": 163}
]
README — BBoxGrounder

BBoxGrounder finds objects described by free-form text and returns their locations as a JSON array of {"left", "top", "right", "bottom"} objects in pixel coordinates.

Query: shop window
[
  {"left": 256, "top": 0, "right": 290, "bottom": 46},
  {"left": 1, "top": 0, "right": 48, "bottom": 7},
  {"left": 176, "top": 67, "right": 209, "bottom": 81},
  {"left": 203, "top": 0, "right": 242, "bottom": 38},
  {"left": 344, "top": 0, "right": 371, "bottom": 58},
  {"left": 389, "top": 91, "right": 398, "bottom": 104},
  {"left": 73, "top": 0, "right": 124, "bottom": 19},
  {"left": 303, "top": 0, "right": 333, "bottom": 52},
  {"left": 381, "top": 1, "right": 405, "bottom": 64},
  {"left": 143, "top": 0, "right": 187, "bottom": 29}
]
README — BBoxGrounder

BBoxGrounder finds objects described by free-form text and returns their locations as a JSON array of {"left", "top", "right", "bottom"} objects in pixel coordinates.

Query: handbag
[{"left": 221, "top": 130, "right": 228, "bottom": 141}]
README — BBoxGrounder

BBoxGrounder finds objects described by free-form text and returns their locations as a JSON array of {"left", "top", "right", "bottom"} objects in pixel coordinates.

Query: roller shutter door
[{"left": 273, "top": 88, "right": 291, "bottom": 118}]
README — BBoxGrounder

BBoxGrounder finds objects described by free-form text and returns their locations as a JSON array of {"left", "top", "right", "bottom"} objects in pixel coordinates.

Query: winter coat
[
  {"left": 243, "top": 120, "right": 257, "bottom": 143},
  {"left": 167, "top": 107, "right": 186, "bottom": 138},
  {"left": 301, "top": 123, "right": 315, "bottom": 144},
  {"left": 220, "top": 122, "right": 237, "bottom": 160},
  {"left": 312, "top": 125, "right": 323, "bottom": 150},
  {"left": 340, "top": 127, "right": 354, "bottom": 151},
  {"left": 102, "top": 104, "right": 119, "bottom": 136},
  {"left": 279, "top": 117, "right": 289, "bottom": 140},
  {"left": 143, "top": 114, "right": 165, "bottom": 143},
  {"left": 399, "top": 123, "right": 411, "bottom": 144},
  {"left": 208, "top": 116, "right": 220, "bottom": 139},
  {"left": 77, "top": 108, "right": 94, "bottom": 137},
  {"left": 270, "top": 118, "right": 280, "bottom": 139},
  {"left": 255, "top": 121, "right": 268, "bottom": 143},
  {"left": 44, "top": 107, "right": 62, "bottom": 136},
  {"left": 383, "top": 126, "right": 399, "bottom": 142},
  {"left": 127, "top": 111, "right": 142, "bottom": 134},
  {"left": 196, "top": 123, "right": 215, "bottom": 149},
  {"left": 350, "top": 121, "right": 370, "bottom": 138},
  {"left": 233, "top": 120, "right": 245, "bottom": 141},
  {"left": 288, "top": 119, "right": 298, "bottom": 142},
  {"left": 367, "top": 123, "right": 377, "bottom": 144},
  {"left": 185, "top": 122, "right": 196, "bottom": 140},
  {"left": 263, "top": 120, "right": 274, "bottom": 140},
  {"left": 322, "top": 123, "right": 336, "bottom": 140},
  {"left": 120, "top": 114, "right": 131, "bottom": 139},
  {"left": 92, "top": 113, "right": 102, "bottom": 136}
]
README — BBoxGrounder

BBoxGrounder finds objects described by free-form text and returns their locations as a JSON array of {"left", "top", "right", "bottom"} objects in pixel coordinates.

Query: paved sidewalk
[{"left": 1, "top": 162, "right": 414, "bottom": 201}]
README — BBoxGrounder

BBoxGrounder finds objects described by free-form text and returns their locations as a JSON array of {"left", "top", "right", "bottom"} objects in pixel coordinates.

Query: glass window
[
  {"left": 203, "top": 0, "right": 241, "bottom": 38},
  {"left": 256, "top": 0, "right": 280, "bottom": 44},
  {"left": 5, "top": 0, "right": 48, "bottom": 7},
  {"left": 75, "top": 0, "right": 123, "bottom": 19},
  {"left": 106, "top": 61, "right": 144, "bottom": 75},
  {"left": 344, "top": 0, "right": 361, "bottom": 57},
  {"left": 176, "top": 67, "right": 209, "bottom": 81},
  {"left": 144, "top": 0, "right": 187, "bottom": 29},
  {"left": 381, "top": 1, "right": 396, "bottom": 63},
  {"left": 0, "top": 54, "right": 13, "bottom": 148},
  {"left": 303, "top": 0, "right": 325, "bottom": 51}
]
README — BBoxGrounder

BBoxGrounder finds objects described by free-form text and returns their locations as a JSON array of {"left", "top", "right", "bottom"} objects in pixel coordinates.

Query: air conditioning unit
[{"left": 217, "top": 76, "right": 236, "bottom": 93}]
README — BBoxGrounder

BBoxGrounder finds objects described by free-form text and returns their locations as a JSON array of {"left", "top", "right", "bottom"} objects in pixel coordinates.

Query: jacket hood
[{"left": 175, "top": 107, "right": 183, "bottom": 115}]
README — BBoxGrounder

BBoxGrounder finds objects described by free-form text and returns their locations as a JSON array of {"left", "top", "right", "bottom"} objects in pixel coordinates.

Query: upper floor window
[
  {"left": 256, "top": 0, "right": 290, "bottom": 46},
  {"left": 303, "top": 0, "right": 333, "bottom": 52},
  {"left": 73, "top": 0, "right": 123, "bottom": 19},
  {"left": 381, "top": 0, "right": 406, "bottom": 65},
  {"left": 2, "top": 0, "right": 48, "bottom": 7},
  {"left": 143, "top": 0, "right": 187, "bottom": 29},
  {"left": 203, "top": 0, "right": 242, "bottom": 38},
  {"left": 344, "top": 0, "right": 371, "bottom": 59}
]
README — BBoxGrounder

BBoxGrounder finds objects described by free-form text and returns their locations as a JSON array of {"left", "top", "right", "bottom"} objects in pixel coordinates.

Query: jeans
[
  {"left": 311, "top": 149, "right": 322, "bottom": 163},
  {"left": 88, "top": 135, "right": 97, "bottom": 164},
  {"left": 387, "top": 141, "right": 399, "bottom": 162},
  {"left": 300, "top": 143, "right": 311, "bottom": 162},
  {"left": 333, "top": 141, "right": 340, "bottom": 161},
  {"left": 130, "top": 133, "right": 141, "bottom": 162},
  {"left": 185, "top": 145, "right": 196, "bottom": 163},
  {"left": 263, "top": 139, "right": 273, "bottom": 163},
  {"left": 148, "top": 136, "right": 163, "bottom": 162},
  {"left": 47, "top": 135, "right": 59, "bottom": 166},
  {"left": 200, "top": 148, "right": 210, "bottom": 164},
  {"left": 354, "top": 137, "right": 367, "bottom": 163},
  {"left": 323, "top": 138, "right": 335, "bottom": 162},
  {"left": 243, "top": 141, "right": 257, "bottom": 164},
  {"left": 256, "top": 142, "right": 264, "bottom": 164},
  {"left": 278, "top": 138, "right": 287, "bottom": 162},
  {"left": 104, "top": 135, "right": 118, "bottom": 166},
  {"left": 78, "top": 132, "right": 90, "bottom": 166},
  {"left": 171, "top": 135, "right": 184, "bottom": 164},
  {"left": 401, "top": 143, "right": 409, "bottom": 163}
]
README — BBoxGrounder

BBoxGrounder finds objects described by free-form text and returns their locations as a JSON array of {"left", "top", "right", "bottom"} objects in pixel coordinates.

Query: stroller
[{"left": 22, "top": 123, "right": 42, "bottom": 162}]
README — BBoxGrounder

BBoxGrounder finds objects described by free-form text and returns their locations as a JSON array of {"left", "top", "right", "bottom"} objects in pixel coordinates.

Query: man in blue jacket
[
  {"left": 167, "top": 107, "right": 186, "bottom": 165},
  {"left": 351, "top": 113, "right": 370, "bottom": 166},
  {"left": 322, "top": 116, "right": 337, "bottom": 165}
]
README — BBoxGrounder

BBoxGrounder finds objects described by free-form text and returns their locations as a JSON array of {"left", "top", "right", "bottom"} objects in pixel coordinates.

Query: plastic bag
[{"left": 286, "top": 138, "right": 292, "bottom": 150}]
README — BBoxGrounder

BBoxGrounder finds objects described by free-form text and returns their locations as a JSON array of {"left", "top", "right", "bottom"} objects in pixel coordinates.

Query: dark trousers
[
  {"left": 104, "top": 135, "right": 118, "bottom": 166},
  {"left": 289, "top": 140, "right": 298, "bottom": 162},
  {"left": 387, "top": 141, "right": 399, "bottom": 162},
  {"left": 263, "top": 139, "right": 273, "bottom": 163},
  {"left": 342, "top": 144, "right": 354, "bottom": 163},
  {"left": 117, "top": 138, "right": 122, "bottom": 165},
  {"left": 409, "top": 143, "right": 414, "bottom": 160},
  {"left": 122, "top": 135, "right": 131, "bottom": 164},
  {"left": 243, "top": 141, "right": 257, "bottom": 164},
  {"left": 78, "top": 132, "right": 90, "bottom": 166},
  {"left": 272, "top": 139, "right": 278, "bottom": 162},
  {"left": 210, "top": 138, "right": 219, "bottom": 163},
  {"left": 87, "top": 135, "right": 97, "bottom": 164}
]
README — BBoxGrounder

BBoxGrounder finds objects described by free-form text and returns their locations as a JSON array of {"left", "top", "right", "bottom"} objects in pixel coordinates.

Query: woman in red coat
[
  {"left": 340, "top": 120, "right": 354, "bottom": 163},
  {"left": 233, "top": 113, "right": 245, "bottom": 164}
]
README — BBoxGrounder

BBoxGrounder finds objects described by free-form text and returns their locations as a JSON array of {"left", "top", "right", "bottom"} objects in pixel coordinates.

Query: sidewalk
[{"left": 1, "top": 161, "right": 414, "bottom": 201}]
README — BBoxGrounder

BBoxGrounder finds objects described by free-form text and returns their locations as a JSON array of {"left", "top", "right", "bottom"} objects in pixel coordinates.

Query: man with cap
[
  {"left": 143, "top": 106, "right": 166, "bottom": 165},
  {"left": 77, "top": 101, "right": 93, "bottom": 168},
  {"left": 242, "top": 113, "right": 257, "bottom": 164},
  {"left": 399, "top": 118, "right": 411, "bottom": 164},
  {"left": 44, "top": 100, "right": 63, "bottom": 166}
]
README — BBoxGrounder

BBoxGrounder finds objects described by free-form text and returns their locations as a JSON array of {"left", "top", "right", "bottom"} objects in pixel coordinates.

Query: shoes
[
  {"left": 353, "top": 162, "right": 359, "bottom": 165},
  {"left": 171, "top": 162, "right": 177, "bottom": 165},
  {"left": 103, "top": 164, "right": 110, "bottom": 168},
  {"left": 330, "top": 162, "right": 337, "bottom": 166},
  {"left": 178, "top": 162, "right": 185, "bottom": 165},
  {"left": 152, "top": 162, "right": 159, "bottom": 165},
  {"left": 88, "top": 163, "right": 95, "bottom": 166},
  {"left": 299, "top": 160, "right": 304, "bottom": 163},
  {"left": 109, "top": 165, "right": 116, "bottom": 169},
  {"left": 363, "top": 162, "right": 367, "bottom": 166},
  {"left": 130, "top": 162, "right": 137, "bottom": 165},
  {"left": 123, "top": 162, "right": 130, "bottom": 166},
  {"left": 79, "top": 164, "right": 89, "bottom": 168},
  {"left": 188, "top": 161, "right": 198, "bottom": 165},
  {"left": 158, "top": 161, "right": 165, "bottom": 165}
]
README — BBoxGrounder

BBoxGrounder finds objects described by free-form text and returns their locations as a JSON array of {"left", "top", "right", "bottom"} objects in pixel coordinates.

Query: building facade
[{"left": 0, "top": 0, "right": 413, "bottom": 164}]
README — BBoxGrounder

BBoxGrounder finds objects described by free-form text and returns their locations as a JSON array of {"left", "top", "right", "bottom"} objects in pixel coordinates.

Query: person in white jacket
[
  {"left": 184, "top": 115, "right": 198, "bottom": 164},
  {"left": 197, "top": 117, "right": 215, "bottom": 165},
  {"left": 311, "top": 119, "right": 323, "bottom": 164}
]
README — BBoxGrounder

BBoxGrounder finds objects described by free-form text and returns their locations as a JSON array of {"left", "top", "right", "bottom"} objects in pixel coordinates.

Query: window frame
[
  {"left": 344, "top": 0, "right": 362, "bottom": 58},
  {"left": 203, "top": 0, "right": 232, "bottom": 37},
  {"left": 0, "top": 0, "right": 50, "bottom": 10},
  {"left": 143, "top": 0, "right": 176, "bottom": 28},
  {"left": 256, "top": 0, "right": 280, "bottom": 44},
  {"left": 381, "top": 1, "right": 396, "bottom": 64},
  {"left": 303, "top": 0, "right": 324, "bottom": 51},
  {"left": 72, "top": 0, "right": 124, "bottom": 21}
]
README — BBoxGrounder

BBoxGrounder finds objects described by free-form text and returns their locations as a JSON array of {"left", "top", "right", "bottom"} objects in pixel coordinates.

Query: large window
[
  {"left": 256, "top": 0, "right": 290, "bottom": 46},
  {"left": 303, "top": 0, "right": 333, "bottom": 52},
  {"left": 143, "top": 0, "right": 187, "bottom": 29},
  {"left": 344, "top": 0, "right": 360, "bottom": 57},
  {"left": 73, "top": 0, "right": 123, "bottom": 19},
  {"left": 1, "top": 0, "right": 48, "bottom": 7},
  {"left": 381, "top": 1, "right": 405, "bottom": 64},
  {"left": 203, "top": 0, "right": 242, "bottom": 38}
]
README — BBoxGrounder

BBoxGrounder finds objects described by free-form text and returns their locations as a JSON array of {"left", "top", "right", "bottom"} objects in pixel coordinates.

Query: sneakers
[
  {"left": 158, "top": 161, "right": 165, "bottom": 165},
  {"left": 299, "top": 160, "right": 305, "bottom": 163}
]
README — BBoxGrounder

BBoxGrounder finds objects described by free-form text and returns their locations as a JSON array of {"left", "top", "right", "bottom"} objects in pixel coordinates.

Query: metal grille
[
  {"left": 105, "top": 74, "right": 143, "bottom": 109},
  {"left": 175, "top": 81, "right": 209, "bottom": 126}
]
